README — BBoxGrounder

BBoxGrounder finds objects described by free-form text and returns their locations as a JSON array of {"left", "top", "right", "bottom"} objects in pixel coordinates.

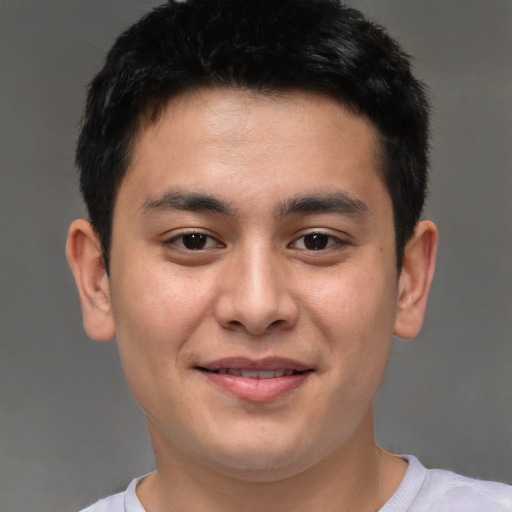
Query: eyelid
[
  {"left": 288, "top": 230, "right": 348, "bottom": 250},
  {"left": 163, "top": 229, "right": 224, "bottom": 250},
  {"left": 160, "top": 228, "right": 349, "bottom": 251}
]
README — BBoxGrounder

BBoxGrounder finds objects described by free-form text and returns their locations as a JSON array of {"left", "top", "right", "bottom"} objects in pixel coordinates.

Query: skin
[{"left": 67, "top": 88, "right": 438, "bottom": 511}]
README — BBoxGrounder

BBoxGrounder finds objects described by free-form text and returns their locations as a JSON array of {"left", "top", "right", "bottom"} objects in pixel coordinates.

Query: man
[{"left": 66, "top": 0, "right": 511, "bottom": 510}]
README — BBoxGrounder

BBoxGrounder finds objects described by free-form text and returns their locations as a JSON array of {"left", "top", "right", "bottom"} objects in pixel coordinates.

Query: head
[
  {"left": 76, "top": 0, "right": 430, "bottom": 270},
  {"left": 67, "top": 0, "right": 438, "bottom": 488}
]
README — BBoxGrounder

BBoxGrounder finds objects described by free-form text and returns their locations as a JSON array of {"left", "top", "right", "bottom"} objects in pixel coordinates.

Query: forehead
[
  {"left": 137, "top": 87, "right": 380, "bottom": 154},
  {"left": 121, "top": 87, "right": 387, "bottom": 214}
]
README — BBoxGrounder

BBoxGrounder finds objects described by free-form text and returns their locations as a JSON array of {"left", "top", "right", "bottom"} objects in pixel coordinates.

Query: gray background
[{"left": 0, "top": 1, "right": 510, "bottom": 510}]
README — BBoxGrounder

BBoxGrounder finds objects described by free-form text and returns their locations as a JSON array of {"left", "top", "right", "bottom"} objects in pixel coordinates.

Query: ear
[
  {"left": 66, "top": 219, "right": 116, "bottom": 341},
  {"left": 394, "top": 220, "right": 438, "bottom": 340}
]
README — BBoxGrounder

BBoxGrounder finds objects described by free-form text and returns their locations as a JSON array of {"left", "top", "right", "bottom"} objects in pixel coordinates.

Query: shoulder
[
  {"left": 391, "top": 455, "right": 512, "bottom": 512},
  {"left": 415, "top": 465, "right": 512, "bottom": 512},
  {"left": 78, "top": 476, "right": 147, "bottom": 512},
  {"left": 79, "top": 491, "right": 125, "bottom": 512}
]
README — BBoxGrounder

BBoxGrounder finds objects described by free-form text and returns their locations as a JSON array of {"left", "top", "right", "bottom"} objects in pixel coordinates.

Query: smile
[
  {"left": 202, "top": 368, "right": 300, "bottom": 378},
  {"left": 196, "top": 358, "right": 313, "bottom": 401}
]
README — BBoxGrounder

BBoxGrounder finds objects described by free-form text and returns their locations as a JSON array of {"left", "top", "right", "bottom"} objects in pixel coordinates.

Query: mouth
[
  {"left": 195, "top": 358, "right": 313, "bottom": 401},
  {"left": 198, "top": 368, "right": 306, "bottom": 378}
]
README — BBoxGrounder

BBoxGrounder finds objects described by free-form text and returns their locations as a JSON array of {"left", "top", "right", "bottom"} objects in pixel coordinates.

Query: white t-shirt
[{"left": 79, "top": 455, "right": 512, "bottom": 512}]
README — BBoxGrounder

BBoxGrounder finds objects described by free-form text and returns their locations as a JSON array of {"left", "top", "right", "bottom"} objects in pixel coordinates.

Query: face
[{"left": 107, "top": 89, "right": 401, "bottom": 480}]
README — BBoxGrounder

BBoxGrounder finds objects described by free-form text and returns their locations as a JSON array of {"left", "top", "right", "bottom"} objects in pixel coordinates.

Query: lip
[{"left": 196, "top": 357, "right": 314, "bottom": 402}]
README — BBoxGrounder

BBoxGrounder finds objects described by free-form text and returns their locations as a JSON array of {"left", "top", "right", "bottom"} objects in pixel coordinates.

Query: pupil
[
  {"left": 304, "top": 233, "right": 329, "bottom": 250},
  {"left": 182, "top": 233, "right": 207, "bottom": 250}
]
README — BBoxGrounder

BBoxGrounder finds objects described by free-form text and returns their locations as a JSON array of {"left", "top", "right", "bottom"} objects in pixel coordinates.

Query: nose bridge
[{"left": 214, "top": 238, "right": 297, "bottom": 335}]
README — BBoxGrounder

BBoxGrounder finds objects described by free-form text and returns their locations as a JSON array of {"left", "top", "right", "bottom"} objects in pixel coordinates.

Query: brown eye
[
  {"left": 290, "top": 232, "right": 341, "bottom": 251},
  {"left": 181, "top": 233, "right": 208, "bottom": 250},
  {"left": 167, "top": 232, "right": 222, "bottom": 250},
  {"left": 303, "top": 233, "right": 331, "bottom": 250}
]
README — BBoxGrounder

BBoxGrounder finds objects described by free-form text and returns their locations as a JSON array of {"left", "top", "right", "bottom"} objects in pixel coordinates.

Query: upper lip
[{"left": 196, "top": 357, "right": 313, "bottom": 372}]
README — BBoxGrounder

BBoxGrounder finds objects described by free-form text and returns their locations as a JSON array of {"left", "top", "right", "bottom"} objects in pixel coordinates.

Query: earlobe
[
  {"left": 66, "top": 219, "right": 116, "bottom": 342},
  {"left": 394, "top": 220, "right": 438, "bottom": 340}
]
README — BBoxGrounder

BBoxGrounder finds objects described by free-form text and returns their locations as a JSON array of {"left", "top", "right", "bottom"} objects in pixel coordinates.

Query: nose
[{"left": 213, "top": 244, "right": 299, "bottom": 336}]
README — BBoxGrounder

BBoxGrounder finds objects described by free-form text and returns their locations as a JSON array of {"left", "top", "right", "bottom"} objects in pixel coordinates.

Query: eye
[
  {"left": 167, "top": 232, "right": 222, "bottom": 250},
  {"left": 291, "top": 232, "right": 340, "bottom": 251}
]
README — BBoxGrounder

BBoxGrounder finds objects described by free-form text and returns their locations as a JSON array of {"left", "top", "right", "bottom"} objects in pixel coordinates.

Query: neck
[{"left": 137, "top": 413, "right": 407, "bottom": 512}]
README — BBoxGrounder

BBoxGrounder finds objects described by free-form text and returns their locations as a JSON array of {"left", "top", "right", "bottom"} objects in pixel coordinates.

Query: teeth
[
  {"left": 240, "top": 370, "right": 259, "bottom": 378},
  {"left": 218, "top": 369, "right": 296, "bottom": 379}
]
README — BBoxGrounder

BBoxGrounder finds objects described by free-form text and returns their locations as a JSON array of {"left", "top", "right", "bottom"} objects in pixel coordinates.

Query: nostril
[
  {"left": 224, "top": 318, "right": 286, "bottom": 336},
  {"left": 214, "top": 290, "right": 299, "bottom": 335}
]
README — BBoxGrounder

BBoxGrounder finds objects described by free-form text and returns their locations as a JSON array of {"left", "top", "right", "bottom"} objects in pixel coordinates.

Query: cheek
[
  {"left": 109, "top": 265, "right": 220, "bottom": 427},
  {"left": 302, "top": 261, "right": 397, "bottom": 384},
  {"left": 110, "top": 262, "right": 216, "bottom": 371},
  {"left": 306, "top": 264, "right": 397, "bottom": 335}
]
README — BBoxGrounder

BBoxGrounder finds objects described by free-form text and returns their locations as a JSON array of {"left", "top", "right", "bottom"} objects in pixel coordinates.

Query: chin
[
  {"left": 197, "top": 432, "right": 327, "bottom": 482},
  {"left": 205, "top": 451, "right": 307, "bottom": 482}
]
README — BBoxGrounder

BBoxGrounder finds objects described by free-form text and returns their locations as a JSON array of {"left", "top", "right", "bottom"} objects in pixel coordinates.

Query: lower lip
[{"left": 201, "top": 371, "right": 309, "bottom": 401}]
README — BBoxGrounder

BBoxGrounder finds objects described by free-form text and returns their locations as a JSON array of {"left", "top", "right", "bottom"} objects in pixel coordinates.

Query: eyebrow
[
  {"left": 274, "top": 192, "right": 369, "bottom": 218},
  {"left": 140, "top": 190, "right": 368, "bottom": 219},
  {"left": 140, "top": 191, "right": 235, "bottom": 216}
]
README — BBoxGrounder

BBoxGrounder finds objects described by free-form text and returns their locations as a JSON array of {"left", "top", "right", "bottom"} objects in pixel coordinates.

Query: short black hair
[{"left": 76, "top": 0, "right": 430, "bottom": 269}]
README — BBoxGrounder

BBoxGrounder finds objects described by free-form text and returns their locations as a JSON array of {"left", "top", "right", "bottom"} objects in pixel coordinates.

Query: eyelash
[
  {"left": 163, "top": 231, "right": 345, "bottom": 252},
  {"left": 289, "top": 232, "right": 343, "bottom": 251},
  {"left": 164, "top": 231, "right": 224, "bottom": 251}
]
